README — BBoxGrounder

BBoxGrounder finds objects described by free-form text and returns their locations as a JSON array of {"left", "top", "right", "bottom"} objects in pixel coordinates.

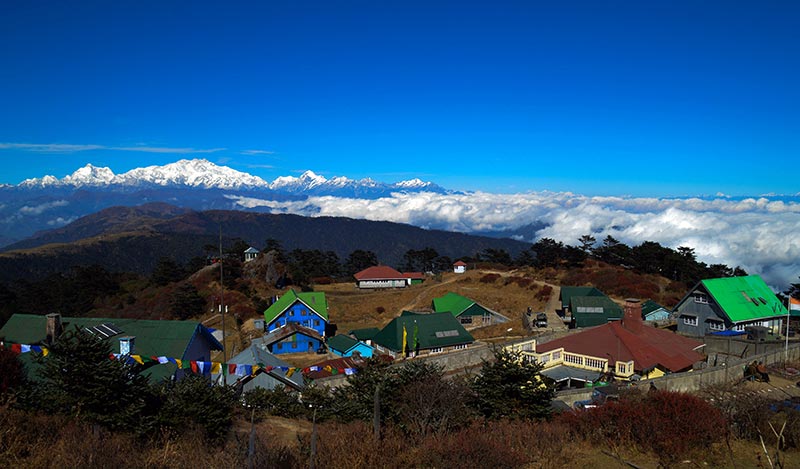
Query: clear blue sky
[{"left": 1, "top": 1, "right": 798, "bottom": 196}]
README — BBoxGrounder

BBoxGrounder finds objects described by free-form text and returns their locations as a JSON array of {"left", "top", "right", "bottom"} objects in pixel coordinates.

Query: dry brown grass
[{"left": 316, "top": 269, "right": 552, "bottom": 335}]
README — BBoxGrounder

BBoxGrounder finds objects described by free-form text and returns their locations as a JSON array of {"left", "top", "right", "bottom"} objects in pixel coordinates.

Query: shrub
[
  {"left": 242, "top": 387, "right": 303, "bottom": 419},
  {"left": 156, "top": 374, "right": 237, "bottom": 442},
  {"left": 480, "top": 273, "right": 501, "bottom": 284},
  {"left": 560, "top": 390, "right": 728, "bottom": 465}
]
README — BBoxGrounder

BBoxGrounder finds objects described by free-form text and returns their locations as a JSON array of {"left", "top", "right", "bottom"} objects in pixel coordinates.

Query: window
[
  {"left": 460, "top": 316, "right": 473, "bottom": 324},
  {"left": 314, "top": 320, "right": 320, "bottom": 327},
  {"left": 683, "top": 316, "right": 698, "bottom": 327},
  {"left": 277, "top": 343, "right": 283, "bottom": 350},
  {"left": 301, "top": 309, "right": 307, "bottom": 316},
  {"left": 429, "top": 347, "right": 444, "bottom": 354},
  {"left": 693, "top": 294, "right": 709, "bottom": 304},
  {"left": 709, "top": 321, "right": 724, "bottom": 331},
  {"left": 292, "top": 342, "right": 298, "bottom": 349},
  {"left": 453, "top": 344, "right": 468, "bottom": 350},
  {"left": 733, "top": 324, "right": 745, "bottom": 332},
  {"left": 289, "top": 310, "right": 295, "bottom": 316}
]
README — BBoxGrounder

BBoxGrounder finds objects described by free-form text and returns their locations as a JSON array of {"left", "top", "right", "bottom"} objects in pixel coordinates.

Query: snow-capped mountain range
[
  {"left": 0, "top": 159, "right": 449, "bottom": 247},
  {"left": 17, "top": 158, "right": 444, "bottom": 194}
]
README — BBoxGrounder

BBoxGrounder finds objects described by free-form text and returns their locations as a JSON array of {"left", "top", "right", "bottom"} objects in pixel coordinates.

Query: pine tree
[
  {"left": 471, "top": 348, "right": 555, "bottom": 420},
  {"left": 32, "top": 327, "right": 157, "bottom": 433}
]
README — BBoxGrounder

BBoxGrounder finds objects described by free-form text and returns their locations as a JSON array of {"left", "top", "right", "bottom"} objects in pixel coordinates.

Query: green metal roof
[
  {"left": 326, "top": 334, "right": 361, "bottom": 353},
  {"left": 560, "top": 286, "right": 606, "bottom": 307},
  {"left": 348, "top": 327, "right": 380, "bottom": 341},
  {"left": 701, "top": 275, "right": 787, "bottom": 323},
  {"left": 641, "top": 299, "right": 667, "bottom": 316},
  {"left": 372, "top": 312, "right": 474, "bottom": 352},
  {"left": 570, "top": 296, "right": 623, "bottom": 316},
  {"left": 432, "top": 292, "right": 475, "bottom": 317},
  {"left": 263, "top": 289, "right": 329, "bottom": 325},
  {"left": 0, "top": 314, "right": 223, "bottom": 382}
]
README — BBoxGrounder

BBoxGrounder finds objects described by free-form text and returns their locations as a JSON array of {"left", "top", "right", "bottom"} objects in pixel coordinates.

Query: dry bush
[
  {"left": 480, "top": 273, "right": 501, "bottom": 284},
  {"left": 535, "top": 285, "right": 553, "bottom": 301},
  {"left": 559, "top": 390, "right": 728, "bottom": 466}
]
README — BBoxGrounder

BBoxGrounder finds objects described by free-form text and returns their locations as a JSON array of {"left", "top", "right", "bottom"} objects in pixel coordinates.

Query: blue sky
[{"left": 1, "top": 1, "right": 798, "bottom": 196}]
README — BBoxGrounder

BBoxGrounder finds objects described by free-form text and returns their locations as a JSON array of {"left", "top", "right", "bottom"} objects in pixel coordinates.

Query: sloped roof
[
  {"left": 536, "top": 320, "right": 704, "bottom": 373},
  {"left": 261, "top": 323, "right": 323, "bottom": 347},
  {"left": 432, "top": 292, "right": 474, "bottom": 316},
  {"left": 642, "top": 299, "right": 668, "bottom": 317},
  {"left": 349, "top": 327, "right": 380, "bottom": 341},
  {"left": 244, "top": 247, "right": 260, "bottom": 254},
  {"left": 372, "top": 312, "right": 474, "bottom": 352},
  {"left": 0, "top": 314, "right": 223, "bottom": 382},
  {"left": 263, "top": 289, "right": 328, "bottom": 325},
  {"left": 354, "top": 265, "right": 405, "bottom": 281},
  {"left": 0, "top": 314, "right": 222, "bottom": 358},
  {"left": 560, "top": 286, "right": 606, "bottom": 307},
  {"left": 402, "top": 272, "right": 425, "bottom": 280},
  {"left": 225, "top": 339, "right": 304, "bottom": 389},
  {"left": 700, "top": 275, "right": 787, "bottom": 323},
  {"left": 453, "top": 261, "right": 467, "bottom": 266},
  {"left": 327, "top": 334, "right": 365, "bottom": 354},
  {"left": 570, "top": 296, "right": 623, "bottom": 316}
]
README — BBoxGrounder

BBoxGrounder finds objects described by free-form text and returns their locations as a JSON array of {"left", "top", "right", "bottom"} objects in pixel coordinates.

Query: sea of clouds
[{"left": 228, "top": 191, "right": 800, "bottom": 290}]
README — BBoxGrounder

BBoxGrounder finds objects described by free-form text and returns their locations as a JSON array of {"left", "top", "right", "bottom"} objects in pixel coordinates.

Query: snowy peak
[
  {"left": 394, "top": 178, "right": 431, "bottom": 189},
  {"left": 115, "top": 158, "right": 268, "bottom": 189},
  {"left": 14, "top": 159, "right": 447, "bottom": 195},
  {"left": 63, "top": 164, "right": 116, "bottom": 186}
]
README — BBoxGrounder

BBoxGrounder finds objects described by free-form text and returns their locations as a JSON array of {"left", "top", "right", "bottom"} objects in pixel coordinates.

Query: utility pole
[{"left": 220, "top": 225, "right": 226, "bottom": 367}]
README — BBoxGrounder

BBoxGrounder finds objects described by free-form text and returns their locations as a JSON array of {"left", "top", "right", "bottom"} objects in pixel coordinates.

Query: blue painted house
[
  {"left": 327, "top": 334, "right": 374, "bottom": 358},
  {"left": 263, "top": 290, "right": 329, "bottom": 355},
  {"left": 642, "top": 299, "right": 671, "bottom": 322}
]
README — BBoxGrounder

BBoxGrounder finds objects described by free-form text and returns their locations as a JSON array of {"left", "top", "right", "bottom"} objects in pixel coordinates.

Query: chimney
[
  {"left": 119, "top": 336, "right": 135, "bottom": 355},
  {"left": 45, "top": 313, "right": 63, "bottom": 345},
  {"left": 622, "top": 299, "right": 644, "bottom": 334}
]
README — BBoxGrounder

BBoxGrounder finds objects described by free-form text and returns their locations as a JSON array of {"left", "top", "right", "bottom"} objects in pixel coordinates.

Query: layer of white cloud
[
  {"left": 18, "top": 200, "right": 69, "bottom": 215},
  {"left": 0, "top": 142, "right": 225, "bottom": 154},
  {"left": 227, "top": 191, "right": 800, "bottom": 289}
]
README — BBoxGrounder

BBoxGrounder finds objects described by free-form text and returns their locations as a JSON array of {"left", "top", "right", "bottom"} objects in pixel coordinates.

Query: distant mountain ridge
[
  {"left": 16, "top": 158, "right": 446, "bottom": 194},
  {"left": 0, "top": 159, "right": 452, "bottom": 247},
  {"left": 0, "top": 204, "right": 531, "bottom": 282}
]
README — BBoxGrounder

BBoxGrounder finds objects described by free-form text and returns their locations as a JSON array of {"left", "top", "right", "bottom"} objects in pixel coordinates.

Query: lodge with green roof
[
  {"left": 431, "top": 292, "right": 508, "bottom": 328},
  {"left": 371, "top": 311, "right": 474, "bottom": 358},
  {"left": 673, "top": 275, "right": 789, "bottom": 337},
  {"left": 262, "top": 289, "right": 329, "bottom": 355},
  {"left": 559, "top": 286, "right": 623, "bottom": 328},
  {"left": 0, "top": 313, "right": 223, "bottom": 383}
]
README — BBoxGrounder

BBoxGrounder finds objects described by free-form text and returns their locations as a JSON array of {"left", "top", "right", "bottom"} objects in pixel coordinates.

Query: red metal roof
[
  {"left": 536, "top": 321, "right": 704, "bottom": 373},
  {"left": 453, "top": 261, "right": 467, "bottom": 266},
  {"left": 354, "top": 265, "right": 405, "bottom": 280},
  {"left": 402, "top": 272, "right": 425, "bottom": 279}
]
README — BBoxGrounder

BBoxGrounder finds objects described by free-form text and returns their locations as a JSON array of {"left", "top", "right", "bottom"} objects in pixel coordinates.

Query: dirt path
[{"left": 398, "top": 274, "right": 462, "bottom": 312}]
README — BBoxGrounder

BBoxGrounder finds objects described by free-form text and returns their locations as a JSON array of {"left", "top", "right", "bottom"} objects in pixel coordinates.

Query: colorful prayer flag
[
  {"left": 286, "top": 367, "right": 296, "bottom": 378},
  {"left": 791, "top": 297, "right": 800, "bottom": 311},
  {"left": 402, "top": 324, "right": 407, "bottom": 356}
]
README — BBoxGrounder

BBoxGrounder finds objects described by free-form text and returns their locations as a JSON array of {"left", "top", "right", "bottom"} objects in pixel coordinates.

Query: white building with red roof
[
  {"left": 453, "top": 260, "right": 467, "bottom": 274},
  {"left": 354, "top": 265, "right": 410, "bottom": 289}
]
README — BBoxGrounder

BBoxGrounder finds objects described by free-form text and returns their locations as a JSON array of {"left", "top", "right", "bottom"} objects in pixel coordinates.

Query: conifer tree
[
  {"left": 32, "top": 327, "right": 157, "bottom": 433},
  {"left": 471, "top": 348, "right": 555, "bottom": 420}
]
